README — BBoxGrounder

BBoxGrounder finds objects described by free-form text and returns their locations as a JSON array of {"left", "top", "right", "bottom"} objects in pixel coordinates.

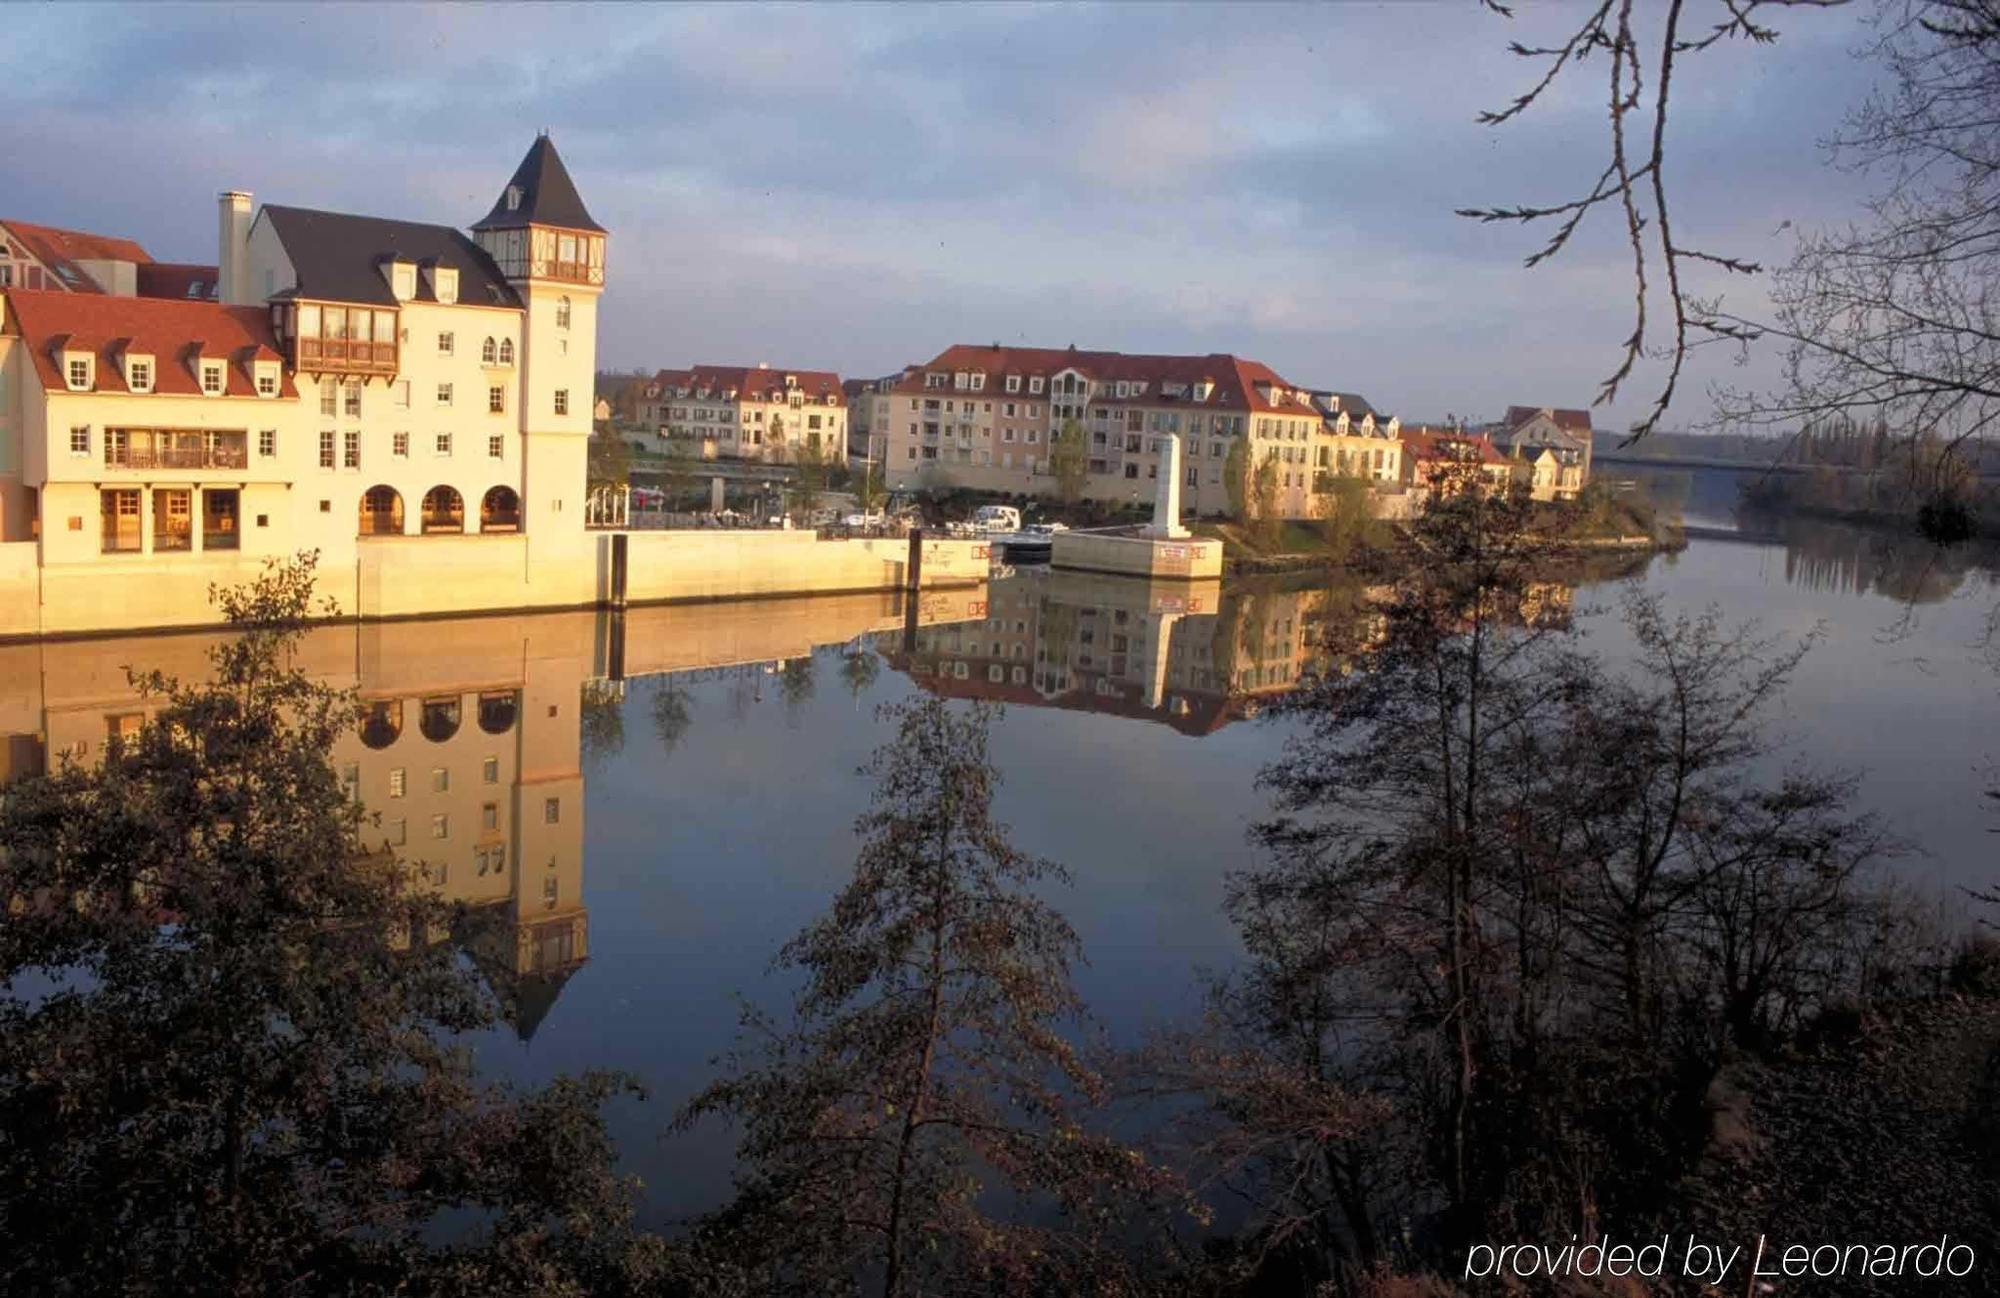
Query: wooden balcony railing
[
  {"left": 105, "top": 441, "right": 249, "bottom": 470},
  {"left": 296, "top": 337, "right": 399, "bottom": 373},
  {"left": 530, "top": 259, "right": 604, "bottom": 285}
]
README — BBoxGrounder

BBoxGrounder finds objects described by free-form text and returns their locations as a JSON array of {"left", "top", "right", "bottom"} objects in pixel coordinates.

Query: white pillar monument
[{"left": 1147, "top": 433, "right": 1190, "bottom": 538}]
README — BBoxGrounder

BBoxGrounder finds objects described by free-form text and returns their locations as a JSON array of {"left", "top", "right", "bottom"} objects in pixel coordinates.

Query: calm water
[{"left": 3, "top": 505, "right": 1995, "bottom": 1224}]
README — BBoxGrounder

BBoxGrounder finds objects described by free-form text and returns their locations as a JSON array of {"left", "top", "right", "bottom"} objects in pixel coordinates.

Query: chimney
[{"left": 217, "top": 190, "right": 253, "bottom": 306}]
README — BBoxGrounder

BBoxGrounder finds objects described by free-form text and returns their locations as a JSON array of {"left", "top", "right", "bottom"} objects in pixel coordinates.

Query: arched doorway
[
  {"left": 358, "top": 485, "right": 403, "bottom": 536},
  {"left": 480, "top": 486, "right": 521, "bottom": 533},
  {"left": 420, "top": 485, "right": 464, "bottom": 534}
]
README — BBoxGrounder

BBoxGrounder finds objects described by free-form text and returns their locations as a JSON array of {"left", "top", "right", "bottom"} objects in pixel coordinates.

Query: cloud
[{"left": 0, "top": 1, "right": 1883, "bottom": 428}]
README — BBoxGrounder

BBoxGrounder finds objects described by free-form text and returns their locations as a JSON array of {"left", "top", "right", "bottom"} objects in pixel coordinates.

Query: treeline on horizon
[{"left": 0, "top": 471, "right": 1996, "bottom": 1298}]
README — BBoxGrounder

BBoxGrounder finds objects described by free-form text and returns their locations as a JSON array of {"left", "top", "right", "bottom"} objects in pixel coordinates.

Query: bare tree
[{"left": 1464, "top": 0, "right": 1842, "bottom": 436}]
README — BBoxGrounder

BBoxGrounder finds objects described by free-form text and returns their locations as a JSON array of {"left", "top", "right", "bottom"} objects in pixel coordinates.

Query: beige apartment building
[
  {"left": 0, "top": 135, "right": 606, "bottom": 634},
  {"left": 877, "top": 343, "right": 1400, "bottom": 520},
  {"left": 633, "top": 363, "right": 846, "bottom": 462}
]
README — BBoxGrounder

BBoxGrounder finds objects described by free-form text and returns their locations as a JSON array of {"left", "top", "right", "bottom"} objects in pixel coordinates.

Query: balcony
[
  {"left": 105, "top": 431, "right": 248, "bottom": 470},
  {"left": 529, "top": 259, "right": 604, "bottom": 286},
  {"left": 296, "top": 337, "right": 398, "bottom": 375}
]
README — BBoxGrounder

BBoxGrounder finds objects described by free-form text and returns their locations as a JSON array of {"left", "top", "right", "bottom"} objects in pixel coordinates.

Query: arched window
[
  {"left": 480, "top": 485, "right": 521, "bottom": 533},
  {"left": 358, "top": 485, "right": 403, "bottom": 536},
  {"left": 478, "top": 690, "right": 518, "bottom": 735},
  {"left": 481, "top": 336, "right": 497, "bottom": 364},
  {"left": 555, "top": 297, "right": 571, "bottom": 330},
  {"left": 419, "top": 695, "right": 461, "bottom": 743},
  {"left": 498, "top": 338, "right": 515, "bottom": 365},
  {"left": 420, "top": 485, "right": 464, "bottom": 534},
  {"left": 359, "top": 699, "right": 403, "bottom": 749}
]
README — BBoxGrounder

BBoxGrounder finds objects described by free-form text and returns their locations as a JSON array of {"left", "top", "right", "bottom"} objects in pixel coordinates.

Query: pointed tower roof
[{"left": 473, "top": 134, "right": 604, "bottom": 233}]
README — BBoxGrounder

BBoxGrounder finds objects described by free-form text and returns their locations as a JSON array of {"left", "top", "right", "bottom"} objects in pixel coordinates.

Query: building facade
[
  {"left": 877, "top": 344, "right": 1387, "bottom": 519},
  {"left": 0, "top": 135, "right": 605, "bottom": 631},
  {"left": 634, "top": 363, "right": 846, "bottom": 463},
  {"left": 1491, "top": 405, "right": 1593, "bottom": 499}
]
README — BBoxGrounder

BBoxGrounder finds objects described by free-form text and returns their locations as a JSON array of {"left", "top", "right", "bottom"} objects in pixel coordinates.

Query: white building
[{"left": 0, "top": 135, "right": 606, "bottom": 634}]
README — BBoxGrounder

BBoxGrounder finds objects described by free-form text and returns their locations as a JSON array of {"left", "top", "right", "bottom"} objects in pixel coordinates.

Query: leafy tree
[
  {"left": 0, "top": 553, "right": 656, "bottom": 1297},
  {"left": 840, "top": 647, "right": 882, "bottom": 701},
  {"left": 1314, "top": 470, "right": 1375, "bottom": 555},
  {"left": 1223, "top": 436, "right": 1249, "bottom": 521},
  {"left": 677, "top": 698, "right": 1182, "bottom": 1296},
  {"left": 778, "top": 654, "right": 817, "bottom": 726},
  {"left": 792, "top": 437, "right": 829, "bottom": 524},
  {"left": 1250, "top": 453, "right": 1281, "bottom": 547},
  {"left": 591, "top": 430, "right": 634, "bottom": 489},
  {"left": 768, "top": 414, "right": 788, "bottom": 465},
  {"left": 1050, "top": 417, "right": 1089, "bottom": 505}
]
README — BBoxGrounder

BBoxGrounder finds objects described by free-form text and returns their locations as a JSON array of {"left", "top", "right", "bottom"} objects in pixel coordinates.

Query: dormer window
[
  {"left": 390, "top": 262, "right": 416, "bottom": 301},
  {"left": 255, "top": 362, "right": 279, "bottom": 397},
  {"left": 435, "top": 267, "right": 458, "bottom": 305},
  {"left": 65, "top": 354, "right": 93, "bottom": 391},
  {"left": 1028, "top": 377, "right": 1044, "bottom": 394},
  {"left": 506, "top": 185, "right": 522, "bottom": 212},
  {"left": 127, "top": 357, "right": 153, "bottom": 393},
  {"left": 1005, "top": 375, "right": 1020, "bottom": 394},
  {"left": 200, "top": 361, "right": 224, "bottom": 395}
]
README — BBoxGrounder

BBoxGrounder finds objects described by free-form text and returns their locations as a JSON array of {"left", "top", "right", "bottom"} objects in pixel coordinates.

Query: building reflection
[{"left": 0, "top": 585, "right": 992, "bottom": 1037}]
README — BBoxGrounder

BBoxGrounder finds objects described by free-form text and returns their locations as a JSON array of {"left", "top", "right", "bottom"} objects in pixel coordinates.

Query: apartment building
[
  {"left": 1491, "top": 404, "right": 1593, "bottom": 499},
  {"left": 0, "top": 218, "right": 220, "bottom": 301},
  {"left": 634, "top": 363, "right": 845, "bottom": 462},
  {"left": 878, "top": 343, "right": 1366, "bottom": 519},
  {"left": 0, "top": 134, "right": 605, "bottom": 631},
  {"left": 1306, "top": 389, "right": 1404, "bottom": 484}
]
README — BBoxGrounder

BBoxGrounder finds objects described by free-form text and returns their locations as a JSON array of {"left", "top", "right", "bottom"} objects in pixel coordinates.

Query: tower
[{"left": 472, "top": 135, "right": 606, "bottom": 552}]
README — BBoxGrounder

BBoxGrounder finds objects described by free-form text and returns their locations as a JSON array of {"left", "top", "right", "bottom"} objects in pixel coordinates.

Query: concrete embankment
[{"left": 0, "top": 530, "right": 990, "bottom": 641}]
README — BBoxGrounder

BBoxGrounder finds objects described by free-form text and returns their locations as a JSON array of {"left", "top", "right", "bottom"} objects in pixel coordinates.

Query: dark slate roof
[
  {"left": 259, "top": 205, "right": 520, "bottom": 309},
  {"left": 472, "top": 135, "right": 604, "bottom": 233}
]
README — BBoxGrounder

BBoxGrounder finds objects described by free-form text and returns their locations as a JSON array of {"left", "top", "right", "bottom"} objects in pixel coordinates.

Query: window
[
  {"left": 435, "top": 432, "right": 453, "bottom": 456},
  {"left": 431, "top": 814, "right": 449, "bottom": 840},
  {"left": 435, "top": 267, "right": 458, "bottom": 305},
  {"left": 200, "top": 362, "right": 223, "bottom": 395},
  {"left": 392, "top": 263, "right": 416, "bottom": 300},
  {"left": 498, "top": 338, "right": 514, "bottom": 365},
  {"left": 1029, "top": 377, "right": 1044, "bottom": 394},
  {"left": 481, "top": 802, "right": 498, "bottom": 831},
  {"left": 258, "top": 428, "right": 276, "bottom": 457},
  {"left": 128, "top": 359, "right": 152, "bottom": 392},
  {"left": 318, "top": 431, "right": 335, "bottom": 469},
  {"left": 555, "top": 297, "right": 571, "bottom": 329},
  {"left": 487, "top": 435, "right": 504, "bottom": 460},
  {"left": 1005, "top": 375, "right": 1020, "bottom": 393},
  {"left": 482, "top": 755, "right": 499, "bottom": 784},
  {"left": 320, "top": 378, "right": 337, "bottom": 416},
  {"left": 387, "top": 818, "right": 406, "bottom": 846},
  {"left": 388, "top": 768, "right": 407, "bottom": 798},
  {"left": 343, "top": 383, "right": 361, "bottom": 417},
  {"left": 343, "top": 430, "right": 360, "bottom": 469},
  {"left": 544, "top": 797, "right": 561, "bottom": 824},
  {"left": 69, "top": 426, "right": 89, "bottom": 456},
  {"left": 488, "top": 385, "right": 505, "bottom": 414},
  {"left": 554, "top": 389, "right": 569, "bottom": 416},
  {"left": 431, "top": 766, "right": 449, "bottom": 793},
  {"left": 437, "top": 331, "right": 454, "bottom": 357},
  {"left": 436, "top": 382, "right": 453, "bottom": 407},
  {"left": 255, "top": 368, "right": 276, "bottom": 397},
  {"left": 101, "top": 488, "right": 141, "bottom": 553},
  {"left": 481, "top": 336, "right": 497, "bottom": 364},
  {"left": 392, "top": 380, "right": 411, "bottom": 409},
  {"left": 393, "top": 431, "right": 409, "bottom": 458},
  {"left": 67, "top": 356, "right": 91, "bottom": 390}
]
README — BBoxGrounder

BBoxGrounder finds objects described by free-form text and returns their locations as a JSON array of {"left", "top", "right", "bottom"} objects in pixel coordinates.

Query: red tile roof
[
  {"left": 4, "top": 289, "right": 298, "bottom": 398},
  {"left": 136, "top": 262, "right": 220, "bottom": 301},
  {"left": 890, "top": 343, "right": 1319, "bottom": 416},
  {"left": 1, "top": 219, "right": 154, "bottom": 294},
  {"left": 1504, "top": 405, "right": 1593, "bottom": 434},
  {"left": 1402, "top": 425, "right": 1508, "bottom": 466},
  {"left": 651, "top": 363, "right": 845, "bottom": 405}
]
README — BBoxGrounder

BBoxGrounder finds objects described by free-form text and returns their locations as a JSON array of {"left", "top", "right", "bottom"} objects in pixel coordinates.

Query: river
[{"left": 1, "top": 501, "right": 1994, "bottom": 1223}]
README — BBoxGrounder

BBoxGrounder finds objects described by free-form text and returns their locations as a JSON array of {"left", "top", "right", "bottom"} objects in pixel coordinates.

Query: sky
[{"left": 0, "top": 2, "right": 1886, "bottom": 430}]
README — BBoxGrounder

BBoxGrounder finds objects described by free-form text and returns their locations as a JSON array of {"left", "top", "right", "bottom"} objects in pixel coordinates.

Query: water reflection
[{"left": 0, "top": 587, "right": 993, "bottom": 1043}]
